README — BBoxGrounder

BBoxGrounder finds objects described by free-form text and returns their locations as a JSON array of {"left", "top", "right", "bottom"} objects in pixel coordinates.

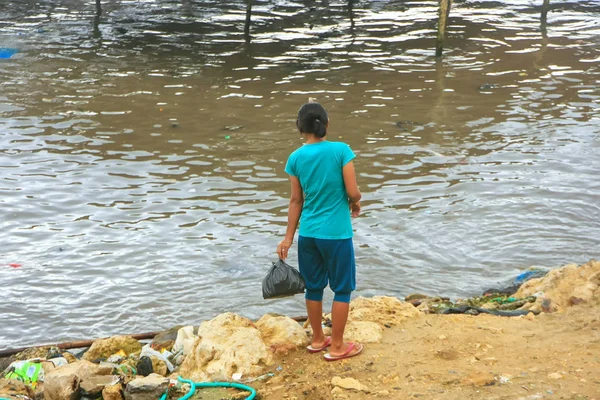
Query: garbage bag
[{"left": 262, "top": 259, "right": 305, "bottom": 299}]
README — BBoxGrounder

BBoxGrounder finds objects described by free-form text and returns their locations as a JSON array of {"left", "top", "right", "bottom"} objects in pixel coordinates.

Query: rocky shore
[{"left": 1, "top": 260, "right": 599, "bottom": 400}]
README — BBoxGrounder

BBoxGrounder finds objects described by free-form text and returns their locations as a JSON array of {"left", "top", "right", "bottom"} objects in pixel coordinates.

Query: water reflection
[{"left": 0, "top": 0, "right": 599, "bottom": 348}]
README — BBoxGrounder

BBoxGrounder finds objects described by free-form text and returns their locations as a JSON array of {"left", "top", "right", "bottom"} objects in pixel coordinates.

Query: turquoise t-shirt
[{"left": 284, "top": 141, "right": 356, "bottom": 240}]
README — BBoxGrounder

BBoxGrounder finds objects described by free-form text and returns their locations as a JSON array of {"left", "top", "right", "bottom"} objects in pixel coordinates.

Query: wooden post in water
[
  {"left": 95, "top": 0, "right": 102, "bottom": 16},
  {"left": 244, "top": 0, "right": 253, "bottom": 42},
  {"left": 541, "top": 0, "right": 551, "bottom": 35},
  {"left": 435, "top": 0, "right": 452, "bottom": 57}
]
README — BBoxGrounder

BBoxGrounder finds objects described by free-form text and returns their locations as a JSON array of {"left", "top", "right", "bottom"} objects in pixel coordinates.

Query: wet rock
[
  {"left": 478, "top": 83, "right": 501, "bottom": 91},
  {"left": 331, "top": 376, "right": 370, "bottom": 392},
  {"left": 124, "top": 373, "right": 169, "bottom": 400},
  {"left": 43, "top": 360, "right": 113, "bottom": 400},
  {"left": 516, "top": 261, "right": 600, "bottom": 313},
  {"left": 405, "top": 293, "right": 429, "bottom": 302},
  {"left": 179, "top": 313, "right": 273, "bottom": 382},
  {"left": 136, "top": 356, "right": 153, "bottom": 377},
  {"left": 80, "top": 375, "right": 121, "bottom": 397},
  {"left": 103, "top": 383, "right": 125, "bottom": 400},
  {"left": 461, "top": 372, "right": 496, "bottom": 387},
  {"left": 256, "top": 314, "right": 309, "bottom": 355},
  {"left": 0, "top": 378, "right": 35, "bottom": 399},
  {"left": 83, "top": 336, "right": 142, "bottom": 362},
  {"left": 151, "top": 326, "right": 182, "bottom": 351},
  {"left": 344, "top": 321, "right": 383, "bottom": 343}
]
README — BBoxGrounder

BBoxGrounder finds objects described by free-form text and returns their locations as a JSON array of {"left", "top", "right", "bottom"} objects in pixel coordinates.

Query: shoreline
[{"left": 1, "top": 260, "right": 598, "bottom": 400}]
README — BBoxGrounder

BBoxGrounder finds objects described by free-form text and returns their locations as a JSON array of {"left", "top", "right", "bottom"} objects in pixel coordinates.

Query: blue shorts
[{"left": 298, "top": 236, "right": 356, "bottom": 303}]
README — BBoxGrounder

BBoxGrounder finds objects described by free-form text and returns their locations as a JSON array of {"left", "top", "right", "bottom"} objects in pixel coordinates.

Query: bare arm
[
  {"left": 343, "top": 161, "right": 361, "bottom": 203},
  {"left": 277, "top": 175, "right": 303, "bottom": 260}
]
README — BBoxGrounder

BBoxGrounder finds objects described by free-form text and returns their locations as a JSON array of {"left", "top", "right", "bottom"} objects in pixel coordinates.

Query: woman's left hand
[{"left": 277, "top": 238, "right": 293, "bottom": 260}]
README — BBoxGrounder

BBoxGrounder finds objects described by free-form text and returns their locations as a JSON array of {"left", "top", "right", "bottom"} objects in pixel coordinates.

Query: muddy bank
[{"left": 1, "top": 260, "right": 599, "bottom": 399}]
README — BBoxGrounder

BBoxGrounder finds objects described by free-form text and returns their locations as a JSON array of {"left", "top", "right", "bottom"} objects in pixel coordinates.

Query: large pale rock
[
  {"left": 83, "top": 335, "right": 142, "bottom": 361},
  {"left": 124, "top": 373, "right": 169, "bottom": 400},
  {"left": 256, "top": 314, "right": 310, "bottom": 354},
  {"left": 44, "top": 360, "right": 113, "bottom": 400},
  {"left": 179, "top": 313, "right": 274, "bottom": 382},
  {"left": 516, "top": 260, "right": 600, "bottom": 313},
  {"left": 344, "top": 321, "right": 383, "bottom": 343},
  {"left": 0, "top": 378, "right": 35, "bottom": 399},
  {"left": 348, "top": 296, "right": 421, "bottom": 326}
]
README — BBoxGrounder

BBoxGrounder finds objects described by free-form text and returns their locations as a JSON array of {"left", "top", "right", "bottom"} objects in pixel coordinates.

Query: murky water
[{"left": 1, "top": 0, "right": 599, "bottom": 348}]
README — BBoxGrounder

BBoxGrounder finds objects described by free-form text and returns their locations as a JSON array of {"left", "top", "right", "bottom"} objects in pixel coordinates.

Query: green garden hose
[{"left": 159, "top": 376, "right": 256, "bottom": 400}]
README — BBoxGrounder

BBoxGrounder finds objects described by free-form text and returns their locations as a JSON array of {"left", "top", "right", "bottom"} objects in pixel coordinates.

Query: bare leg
[
  {"left": 306, "top": 299, "right": 326, "bottom": 347},
  {"left": 329, "top": 301, "right": 350, "bottom": 355}
]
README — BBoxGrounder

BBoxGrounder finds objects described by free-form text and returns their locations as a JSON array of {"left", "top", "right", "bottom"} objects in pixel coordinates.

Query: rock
[
  {"left": 151, "top": 326, "right": 182, "bottom": 351},
  {"left": 435, "top": 349, "right": 459, "bottom": 361},
  {"left": 136, "top": 356, "right": 153, "bottom": 377},
  {"left": 331, "top": 376, "right": 370, "bottom": 392},
  {"left": 43, "top": 360, "right": 113, "bottom": 400},
  {"left": 43, "top": 368, "right": 80, "bottom": 400},
  {"left": 525, "top": 312, "right": 536, "bottom": 321},
  {"left": 256, "top": 314, "right": 310, "bottom": 355},
  {"left": 547, "top": 372, "right": 563, "bottom": 380},
  {"left": 149, "top": 356, "right": 168, "bottom": 377},
  {"left": 378, "top": 390, "right": 391, "bottom": 396},
  {"left": 83, "top": 336, "right": 142, "bottom": 362},
  {"left": 124, "top": 374, "right": 169, "bottom": 400},
  {"left": 380, "top": 373, "right": 399, "bottom": 384},
  {"left": 0, "top": 378, "right": 35, "bottom": 399},
  {"left": 103, "top": 383, "right": 125, "bottom": 400},
  {"left": 344, "top": 321, "right": 383, "bottom": 343},
  {"left": 62, "top": 352, "right": 78, "bottom": 364},
  {"left": 516, "top": 260, "right": 600, "bottom": 313},
  {"left": 461, "top": 372, "right": 496, "bottom": 386},
  {"left": 179, "top": 313, "right": 273, "bottom": 382},
  {"left": 346, "top": 296, "right": 421, "bottom": 326},
  {"left": 405, "top": 293, "right": 429, "bottom": 302},
  {"left": 80, "top": 375, "right": 121, "bottom": 396},
  {"left": 172, "top": 326, "right": 195, "bottom": 356}
]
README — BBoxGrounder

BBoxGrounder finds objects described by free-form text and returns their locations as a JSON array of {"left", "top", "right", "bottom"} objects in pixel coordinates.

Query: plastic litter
[
  {"left": 262, "top": 259, "right": 305, "bottom": 299},
  {"left": 172, "top": 326, "right": 195, "bottom": 356},
  {"left": 0, "top": 48, "right": 18, "bottom": 59},
  {"left": 140, "top": 343, "right": 174, "bottom": 372},
  {"left": 440, "top": 306, "right": 538, "bottom": 317},
  {"left": 4, "top": 360, "right": 43, "bottom": 388}
]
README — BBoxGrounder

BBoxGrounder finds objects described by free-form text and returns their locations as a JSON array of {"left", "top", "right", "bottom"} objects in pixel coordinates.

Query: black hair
[{"left": 296, "top": 102, "right": 328, "bottom": 138}]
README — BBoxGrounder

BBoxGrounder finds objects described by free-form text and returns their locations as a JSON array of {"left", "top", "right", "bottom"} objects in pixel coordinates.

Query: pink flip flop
[
  {"left": 323, "top": 342, "right": 363, "bottom": 361},
  {"left": 307, "top": 336, "right": 332, "bottom": 353}
]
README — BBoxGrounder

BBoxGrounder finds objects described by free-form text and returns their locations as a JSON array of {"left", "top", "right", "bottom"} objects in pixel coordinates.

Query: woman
[{"left": 277, "top": 102, "right": 363, "bottom": 361}]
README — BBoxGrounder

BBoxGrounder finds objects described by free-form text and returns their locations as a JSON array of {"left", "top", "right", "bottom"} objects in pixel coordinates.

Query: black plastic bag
[{"left": 262, "top": 259, "right": 305, "bottom": 299}]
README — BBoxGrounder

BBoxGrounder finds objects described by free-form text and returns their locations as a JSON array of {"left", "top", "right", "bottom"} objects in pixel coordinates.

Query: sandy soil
[{"left": 249, "top": 299, "right": 599, "bottom": 400}]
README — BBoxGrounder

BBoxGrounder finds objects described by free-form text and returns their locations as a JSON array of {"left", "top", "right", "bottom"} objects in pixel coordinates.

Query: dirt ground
[{"left": 246, "top": 299, "right": 600, "bottom": 400}]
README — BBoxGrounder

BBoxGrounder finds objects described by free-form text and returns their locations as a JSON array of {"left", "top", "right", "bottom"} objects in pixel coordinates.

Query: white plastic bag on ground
[
  {"left": 172, "top": 326, "right": 195, "bottom": 356},
  {"left": 139, "top": 344, "right": 174, "bottom": 372}
]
